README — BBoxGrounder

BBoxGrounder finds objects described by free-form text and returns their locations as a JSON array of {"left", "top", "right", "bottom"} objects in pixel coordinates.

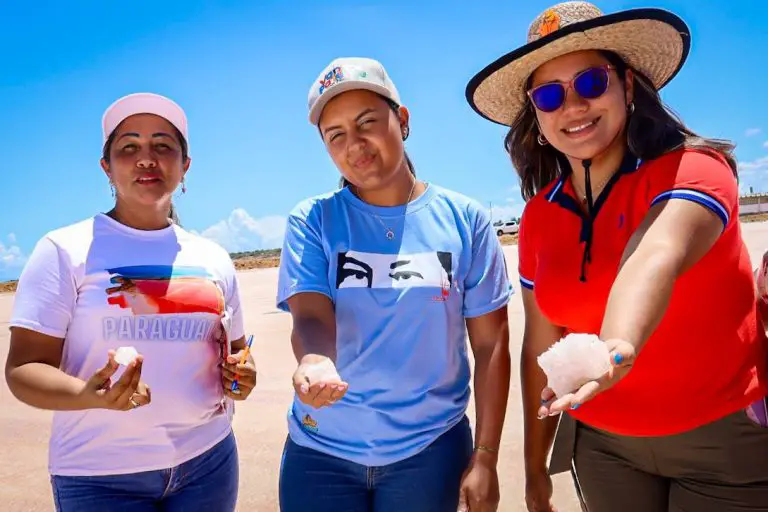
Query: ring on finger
[{"left": 129, "top": 398, "right": 140, "bottom": 409}]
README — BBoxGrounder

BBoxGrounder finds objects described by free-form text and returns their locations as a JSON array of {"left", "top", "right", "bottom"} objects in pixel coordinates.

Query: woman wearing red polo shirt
[{"left": 466, "top": 2, "right": 768, "bottom": 512}]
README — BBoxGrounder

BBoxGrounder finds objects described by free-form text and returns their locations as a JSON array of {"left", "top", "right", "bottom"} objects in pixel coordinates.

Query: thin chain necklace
[
  {"left": 356, "top": 178, "right": 418, "bottom": 241},
  {"left": 571, "top": 172, "right": 613, "bottom": 203}
]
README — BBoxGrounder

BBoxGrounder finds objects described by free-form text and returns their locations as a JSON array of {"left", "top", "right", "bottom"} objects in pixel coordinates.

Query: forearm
[
  {"left": 230, "top": 335, "right": 246, "bottom": 352},
  {"left": 600, "top": 248, "right": 679, "bottom": 349},
  {"left": 521, "top": 352, "right": 559, "bottom": 474},
  {"left": 7, "top": 363, "right": 94, "bottom": 411},
  {"left": 291, "top": 316, "right": 337, "bottom": 362},
  {"left": 471, "top": 341, "right": 511, "bottom": 464}
]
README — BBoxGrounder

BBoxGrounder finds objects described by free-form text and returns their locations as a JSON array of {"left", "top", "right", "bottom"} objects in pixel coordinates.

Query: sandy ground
[{"left": 2, "top": 221, "right": 768, "bottom": 511}]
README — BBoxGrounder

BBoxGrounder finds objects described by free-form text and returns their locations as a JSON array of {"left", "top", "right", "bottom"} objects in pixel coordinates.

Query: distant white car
[{"left": 495, "top": 220, "right": 520, "bottom": 236}]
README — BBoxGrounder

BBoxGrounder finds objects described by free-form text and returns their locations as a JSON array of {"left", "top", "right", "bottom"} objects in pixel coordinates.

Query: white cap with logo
[{"left": 307, "top": 57, "right": 401, "bottom": 125}]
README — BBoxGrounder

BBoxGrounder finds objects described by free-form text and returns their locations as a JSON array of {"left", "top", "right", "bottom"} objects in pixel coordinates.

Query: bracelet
[{"left": 475, "top": 444, "right": 499, "bottom": 454}]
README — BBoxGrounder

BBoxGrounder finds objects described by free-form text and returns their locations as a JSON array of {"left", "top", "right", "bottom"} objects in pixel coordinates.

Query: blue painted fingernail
[
  {"left": 571, "top": 403, "right": 580, "bottom": 410},
  {"left": 614, "top": 353, "right": 624, "bottom": 364}
]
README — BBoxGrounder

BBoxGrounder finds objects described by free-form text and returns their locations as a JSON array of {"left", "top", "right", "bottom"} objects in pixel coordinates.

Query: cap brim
[
  {"left": 309, "top": 81, "right": 398, "bottom": 125},
  {"left": 465, "top": 8, "right": 691, "bottom": 126},
  {"left": 102, "top": 93, "right": 189, "bottom": 144}
]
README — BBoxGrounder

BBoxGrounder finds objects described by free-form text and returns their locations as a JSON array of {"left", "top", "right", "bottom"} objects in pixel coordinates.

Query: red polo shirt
[{"left": 519, "top": 148, "right": 767, "bottom": 436}]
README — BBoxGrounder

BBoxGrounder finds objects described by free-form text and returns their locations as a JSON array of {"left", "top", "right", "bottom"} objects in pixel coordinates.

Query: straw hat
[{"left": 465, "top": 2, "right": 691, "bottom": 126}]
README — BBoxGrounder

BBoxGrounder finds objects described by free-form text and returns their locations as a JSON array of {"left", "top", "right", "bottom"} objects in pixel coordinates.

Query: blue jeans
[
  {"left": 51, "top": 430, "right": 238, "bottom": 511},
  {"left": 279, "top": 416, "right": 473, "bottom": 512}
]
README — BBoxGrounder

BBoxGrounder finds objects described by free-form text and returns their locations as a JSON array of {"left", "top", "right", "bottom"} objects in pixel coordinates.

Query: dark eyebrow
[
  {"left": 321, "top": 108, "right": 377, "bottom": 136},
  {"left": 116, "top": 132, "right": 176, "bottom": 141}
]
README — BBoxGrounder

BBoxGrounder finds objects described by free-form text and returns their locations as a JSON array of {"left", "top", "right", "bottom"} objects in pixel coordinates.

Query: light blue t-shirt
[{"left": 276, "top": 182, "right": 512, "bottom": 466}]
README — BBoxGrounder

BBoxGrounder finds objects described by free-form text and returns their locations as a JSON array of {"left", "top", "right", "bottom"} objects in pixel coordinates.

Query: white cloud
[
  {"left": 746, "top": 128, "right": 762, "bottom": 137},
  {"left": 198, "top": 208, "right": 287, "bottom": 253},
  {"left": 739, "top": 156, "right": 768, "bottom": 173},
  {"left": 763, "top": 141, "right": 768, "bottom": 149},
  {"left": 0, "top": 234, "right": 27, "bottom": 276},
  {"left": 488, "top": 197, "right": 525, "bottom": 224}
]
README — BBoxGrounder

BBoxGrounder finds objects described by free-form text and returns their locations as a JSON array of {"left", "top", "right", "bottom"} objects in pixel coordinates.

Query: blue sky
[{"left": 1, "top": 0, "right": 766, "bottom": 281}]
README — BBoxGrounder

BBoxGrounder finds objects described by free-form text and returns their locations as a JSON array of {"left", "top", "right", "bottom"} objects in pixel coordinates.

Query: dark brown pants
[{"left": 552, "top": 410, "right": 768, "bottom": 512}]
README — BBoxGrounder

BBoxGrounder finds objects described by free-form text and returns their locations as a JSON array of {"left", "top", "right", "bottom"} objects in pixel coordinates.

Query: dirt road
[{"left": 2, "top": 222, "right": 766, "bottom": 511}]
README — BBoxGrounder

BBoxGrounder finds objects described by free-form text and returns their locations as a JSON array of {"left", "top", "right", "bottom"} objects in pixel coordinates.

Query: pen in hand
[{"left": 230, "top": 334, "right": 254, "bottom": 395}]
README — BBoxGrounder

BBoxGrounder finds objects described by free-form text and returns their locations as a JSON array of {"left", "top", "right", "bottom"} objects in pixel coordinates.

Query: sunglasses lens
[
  {"left": 574, "top": 67, "right": 610, "bottom": 99},
  {"left": 530, "top": 84, "right": 565, "bottom": 112}
]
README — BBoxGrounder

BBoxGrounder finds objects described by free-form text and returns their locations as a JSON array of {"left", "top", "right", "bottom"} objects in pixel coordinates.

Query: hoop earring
[
  {"left": 402, "top": 126, "right": 410, "bottom": 141},
  {"left": 627, "top": 102, "right": 635, "bottom": 115},
  {"left": 537, "top": 133, "right": 548, "bottom": 146}
]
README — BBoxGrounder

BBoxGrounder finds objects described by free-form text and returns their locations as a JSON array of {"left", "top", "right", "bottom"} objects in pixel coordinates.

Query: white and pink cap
[{"left": 101, "top": 92, "right": 189, "bottom": 144}]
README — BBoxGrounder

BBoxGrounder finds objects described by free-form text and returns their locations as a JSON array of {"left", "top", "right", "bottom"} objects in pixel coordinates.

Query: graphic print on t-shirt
[
  {"left": 102, "top": 265, "right": 224, "bottom": 343},
  {"left": 335, "top": 250, "right": 453, "bottom": 294}
]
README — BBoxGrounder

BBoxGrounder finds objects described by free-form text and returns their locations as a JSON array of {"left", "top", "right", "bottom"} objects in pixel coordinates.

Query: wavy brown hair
[{"left": 505, "top": 51, "right": 737, "bottom": 201}]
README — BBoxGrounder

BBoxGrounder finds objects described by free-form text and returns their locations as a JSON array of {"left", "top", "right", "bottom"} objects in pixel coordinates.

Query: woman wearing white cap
[
  {"left": 276, "top": 58, "right": 513, "bottom": 511},
  {"left": 466, "top": 2, "right": 768, "bottom": 511},
  {"left": 5, "top": 92, "right": 255, "bottom": 511}
]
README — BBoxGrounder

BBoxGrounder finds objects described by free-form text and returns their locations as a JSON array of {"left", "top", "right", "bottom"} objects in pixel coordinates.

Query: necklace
[
  {"left": 571, "top": 172, "right": 613, "bottom": 203},
  {"left": 360, "top": 178, "right": 418, "bottom": 241}
]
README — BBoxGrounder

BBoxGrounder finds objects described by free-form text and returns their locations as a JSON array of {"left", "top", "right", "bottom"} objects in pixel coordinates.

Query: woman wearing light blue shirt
[{"left": 276, "top": 57, "right": 512, "bottom": 512}]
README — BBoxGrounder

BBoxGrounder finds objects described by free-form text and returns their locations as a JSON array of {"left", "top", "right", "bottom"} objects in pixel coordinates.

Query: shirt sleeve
[
  {"left": 276, "top": 203, "right": 332, "bottom": 312},
  {"left": 9, "top": 236, "right": 77, "bottom": 338},
  {"left": 462, "top": 204, "right": 513, "bottom": 318},
  {"left": 645, "top": 149, "right": 737, "bottom": 230},
  {"left": 517, "top": 203, "right": 537, "bottom": 291}
]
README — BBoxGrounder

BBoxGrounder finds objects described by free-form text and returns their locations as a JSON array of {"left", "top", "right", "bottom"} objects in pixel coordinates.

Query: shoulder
[
  {"left": 175, "top": 226, "right": 234, "bottom": 263},
  {"left": 35, "top": 216, "right": 99, "bottom": 266},
  {"left": 288, "top": 189, "right": 342, "bottom": 220},
  {"left": 44, "top": 216, "right": 97, "bottom": 248},
  {"left": 642, "top": 147, "right": 734, "bottom": 179},
  {"left": 519, "top": 178, "right": 560, "bottom": 224},
  {"left": 429, "top": 183, "right": 487, "bottom": 217}
]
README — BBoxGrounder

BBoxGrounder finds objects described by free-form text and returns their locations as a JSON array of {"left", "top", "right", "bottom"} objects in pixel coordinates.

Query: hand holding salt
[
  {"left": 114, "top": 346, "right": 139, "bottom": 366},
  {"left": 537, "top": 333, "right": 612, "bottom": 399},
  {"left": 293, "top": 355, "right": 348, "bottom": 409},
  {"left": 302, "top": 357, "right": 343, "bottom": 384}
]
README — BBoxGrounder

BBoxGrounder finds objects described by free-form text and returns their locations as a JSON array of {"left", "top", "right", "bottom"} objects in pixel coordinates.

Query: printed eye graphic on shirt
[
  {"left": 335, "top": 254, "right": 374, "bottom": 288},
  {"left": 388, "top": 260, "right": 424, "bottom": 281},
  {"left": 101, "top": 265, "right": 224, "bottom": 343},
  {"left": 335, "top": 250, "right": 453, "bottom": 290}
]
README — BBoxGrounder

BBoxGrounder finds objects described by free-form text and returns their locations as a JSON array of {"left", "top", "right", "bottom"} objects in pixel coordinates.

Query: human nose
[
  {"left": 562, "top": 82, "right": 589, "bottom": 113},
  {"left": 135, "top": 149, "right": 158, "bottom": 169},
  {"left": 346, "top": 130, "right": 365, "bottom": 154}
]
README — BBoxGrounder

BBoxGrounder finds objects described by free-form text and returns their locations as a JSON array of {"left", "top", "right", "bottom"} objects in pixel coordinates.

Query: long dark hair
[
  {"left": 333, "top": 96, "right": 416, "bottom": 188},
  {"left": 505, "top": 51, "right": 737, "bottom": 201},
  {"left": 102, "top": 124, "right": 189, "bottom": 225}
]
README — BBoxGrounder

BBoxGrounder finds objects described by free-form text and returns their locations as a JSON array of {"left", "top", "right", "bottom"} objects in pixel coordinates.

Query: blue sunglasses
[{"left": 527, "top": 65, "right": 615, "bottom": 113}]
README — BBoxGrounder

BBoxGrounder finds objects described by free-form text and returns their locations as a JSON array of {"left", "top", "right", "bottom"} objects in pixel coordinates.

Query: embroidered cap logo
[{"left": 318, "top": 66, "right": 345, "bottom": 95}]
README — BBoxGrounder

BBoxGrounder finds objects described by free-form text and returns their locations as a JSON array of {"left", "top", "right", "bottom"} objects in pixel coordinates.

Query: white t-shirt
[{"left": 10, "top": 214, "right": 245, "bottom": 476}]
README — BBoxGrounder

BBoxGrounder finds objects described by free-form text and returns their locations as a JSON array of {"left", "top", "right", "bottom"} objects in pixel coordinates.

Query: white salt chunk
[
  {"left": 537, "top": 333, "right": 611, "bottom": 398},
  {"left": 303, "top": 358, "right": 341, "bottom": 383},
  {"left": 114, "top": 346, "right": 139, "bottom": 366}
]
